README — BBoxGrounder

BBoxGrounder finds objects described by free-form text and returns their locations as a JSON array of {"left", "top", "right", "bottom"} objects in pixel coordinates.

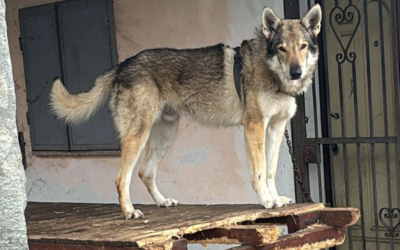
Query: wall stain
[{"left": 180, "top": 149, "right": 206, "bottom": 165}]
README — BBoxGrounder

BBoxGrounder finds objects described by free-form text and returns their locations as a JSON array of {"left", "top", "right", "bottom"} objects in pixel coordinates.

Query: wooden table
[{"left": 25, "top": 202, "right": 360, "bottom": 250}]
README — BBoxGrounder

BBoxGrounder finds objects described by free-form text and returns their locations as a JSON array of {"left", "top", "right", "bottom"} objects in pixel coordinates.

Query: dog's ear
[
  {"left": 301, "top": 4, "right": 322, "bottom": 38},
  {"left": 262, "top": 6, "right": 282, "bottom": 39}
]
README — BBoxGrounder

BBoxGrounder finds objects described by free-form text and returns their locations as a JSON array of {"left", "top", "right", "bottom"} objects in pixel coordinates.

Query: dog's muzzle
[{"left": 290, "top": 65, "right": 302, "bottom": 80}]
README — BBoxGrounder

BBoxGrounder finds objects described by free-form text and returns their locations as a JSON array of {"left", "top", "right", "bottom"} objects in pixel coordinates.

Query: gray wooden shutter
[
  {"left": 19, "top": 4, "right": 69, "bottom": 151},
  {"left": 57, "top": 0, "right": 119, "bottom": 150}
]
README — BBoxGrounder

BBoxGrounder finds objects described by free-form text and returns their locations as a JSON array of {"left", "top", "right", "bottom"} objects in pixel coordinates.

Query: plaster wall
[{"left": 6, "top": 0, "right": 294, "bottom": 206}]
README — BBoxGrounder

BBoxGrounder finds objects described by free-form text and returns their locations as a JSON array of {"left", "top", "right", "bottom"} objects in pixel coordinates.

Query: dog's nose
[{"left": 290, "top": 65, "right": 302, "bottom": 80}]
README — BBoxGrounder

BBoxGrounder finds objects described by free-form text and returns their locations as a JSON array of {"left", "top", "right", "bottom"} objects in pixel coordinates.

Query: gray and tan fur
[{"left": 50, "top": 4, "right": 322, "bottom": 219}]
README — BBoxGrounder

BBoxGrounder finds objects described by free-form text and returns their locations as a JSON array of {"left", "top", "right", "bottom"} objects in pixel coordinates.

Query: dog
[{"left": 49, "top": 4, "right": 322, "bottom": 220}]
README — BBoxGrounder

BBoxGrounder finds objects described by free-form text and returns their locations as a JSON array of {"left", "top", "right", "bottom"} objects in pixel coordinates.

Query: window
[{"left": 19, "top": 0, "right": 119, "bottom": 153}]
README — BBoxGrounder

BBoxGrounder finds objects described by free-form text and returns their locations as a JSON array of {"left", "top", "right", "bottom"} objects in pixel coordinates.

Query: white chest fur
[{"left": 258, "top": 92, "right": 297, "bottom": 121}]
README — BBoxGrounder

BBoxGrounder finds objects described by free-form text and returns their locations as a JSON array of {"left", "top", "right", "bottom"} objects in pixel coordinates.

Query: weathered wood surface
[
  {"left": 25, "top": 202, "right": 325, "bottom": 247},
  {"left": 286, "top": 207, "right": 360, "bottom": 233},
  {"left": 29, "top": 239, "right": 188, "bottom": 250},
  {"left": 184, "top": 225, "right": 281, "bottom": 246},
  {"left": 227, "top": 225, "right": 346, "bottom": 250}
]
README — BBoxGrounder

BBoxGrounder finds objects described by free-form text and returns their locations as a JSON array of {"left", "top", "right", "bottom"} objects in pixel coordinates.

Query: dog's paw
[
  {"left": 158, "top": 198, "right": 179, "bottom": 208},
  {"left": 261, "top": 200, "right": 275, "bottom": 209},
  {"left": 272, "top": 196, "right": 295, "bottom": 208},
  {"left": 124, "top": 209, "right": 144, "bottom": 220}
]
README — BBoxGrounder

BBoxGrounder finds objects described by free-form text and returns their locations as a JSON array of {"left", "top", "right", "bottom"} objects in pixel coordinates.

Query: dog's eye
[
  {"left": 278, "top": 47, "right": 286, "bottom": 52},
  {"left": 301, "top": 44, "right": 307, "bottom": 50}
]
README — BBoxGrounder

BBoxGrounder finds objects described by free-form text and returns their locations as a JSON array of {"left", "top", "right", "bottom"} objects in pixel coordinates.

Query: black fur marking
[
  {"left": 301, "top": 29, "right": 318, "bottom": 53},
  {"left": 267, "top": 30, "right": 283, "bottom": 56},
  {"left": 176, "top": 69, "right": 185, "bottom": 85}
]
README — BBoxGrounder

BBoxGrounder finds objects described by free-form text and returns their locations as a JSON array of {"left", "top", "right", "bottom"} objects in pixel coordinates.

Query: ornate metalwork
[
  {"left": 329, "top": 4, "right": 361, "bottom": 64},
  {"left": 328, "top": 2, "right": 363, "bottom": 249},
  {"left": 379, "top": 208, "right": 400, "bottom": 238},
  {"left": 322, "top": 0, "right": 400, "bottom": 248}
]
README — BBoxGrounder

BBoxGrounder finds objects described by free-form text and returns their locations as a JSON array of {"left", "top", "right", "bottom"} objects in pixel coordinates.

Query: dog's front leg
[
  {"left": 244, "top": 118, "right": 274, "bottom": 209},
  {"left": 265, "top": 118, "right": 295, "bottom": 207}
]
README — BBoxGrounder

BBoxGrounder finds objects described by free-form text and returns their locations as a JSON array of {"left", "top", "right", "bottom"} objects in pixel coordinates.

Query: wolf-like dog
[{"left": 50, "top": 4, "right": 322, "bottom": 219}]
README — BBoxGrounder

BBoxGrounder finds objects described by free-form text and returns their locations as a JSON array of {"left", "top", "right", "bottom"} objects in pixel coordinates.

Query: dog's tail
[{"left": 50, "top": 68, "right": 116, "bottom": 125}]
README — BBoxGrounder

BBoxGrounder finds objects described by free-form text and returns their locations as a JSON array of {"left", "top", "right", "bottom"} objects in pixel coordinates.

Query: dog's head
[{"left": 261, "top": 4, "right": 322, "bottom": 88}]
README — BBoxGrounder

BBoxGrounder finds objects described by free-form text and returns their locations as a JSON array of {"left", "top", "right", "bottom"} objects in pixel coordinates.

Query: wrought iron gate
[{"left": 288, "top": 0, "right": 400, "bottom": 249}]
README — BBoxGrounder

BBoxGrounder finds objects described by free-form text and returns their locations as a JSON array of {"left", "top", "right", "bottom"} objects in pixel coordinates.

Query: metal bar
[
  {"left": 351, "top": 59, "right": 366, "bottom": 249},
  {"left": 378, "top": 0, "right": 395, "bottom": 248},
  {"left": 307, "top": 0, "right": 322, "bottom": 202},
  {"left": 391, "top": 0, "right": 400, "bottom": 215},
  {"left": 307, "top": 0, "right": 312, "bottom": 13},
  {"left": 312, "top": 69, "right": 319, "bottom": 138},
  {"left": 291, "top": 95, "right": 311, "bottom": 203},
  {"left": 356, "top": 143, "right": 366, "bottom": 250},
  {"left": 343, "top": 143, "right": 353, "bottom": 250},
  {"left": 352, "top": 55, "right": 360, "bottom": 139},
  {"left": 370, "top": 143, "right": 380, "bottom": 246},
  {"left": 384, "top": 142, "right": 394, "bottom": 250},
  {"left": 362, "top": 0, "right": 381, "bottom": 248},
  {"left": 307, "top": 0, "right": 323, "bottom": 203},
  {"left": 326, "top": 144, "right": 336, "bottom": 207},
  {"left": 378, "top": 3, "right": 389, "bottom": 138},
  {"left": 337, "top": 60, "right": 352, "bottom": 249},
  {"left": 317, "top": 158, "right": 323, "bottom": 202},
  {"left": 304, "top": 136, "right": 396, "bottom": 144},
  {"left": 309, "top": 24, "right": 323, "bottom": 201},
  {"left": 309, "top": 0, "right": 319, "bottom": 140},
  {"left": 338, "top": 44, "right": 353, "bottom": 250},
  {"left": 316, "top": 0, "right": 335, "bottom": 208},
  {"left": 284, "top": 0, "right": 300, "bottom": 19},
  {"left": 338, "top": 61, "right": 346, "bottom": 140}
]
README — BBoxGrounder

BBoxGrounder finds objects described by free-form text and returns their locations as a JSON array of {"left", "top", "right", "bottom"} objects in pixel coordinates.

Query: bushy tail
[{"left": 50, "top": 68, "right": 116, "bottom": 125}]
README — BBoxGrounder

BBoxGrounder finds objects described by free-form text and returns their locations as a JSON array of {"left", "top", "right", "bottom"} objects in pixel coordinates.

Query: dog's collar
[{"left": 233, "top": 46, "right": 243, "bottom": 102}]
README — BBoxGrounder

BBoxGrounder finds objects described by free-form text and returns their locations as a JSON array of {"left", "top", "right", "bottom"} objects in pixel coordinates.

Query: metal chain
[{"left": 284, "top": 129, "right": 314, "bottom": 203}]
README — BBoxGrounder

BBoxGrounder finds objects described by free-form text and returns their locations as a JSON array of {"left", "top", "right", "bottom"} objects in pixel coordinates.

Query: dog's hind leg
[
  {"left": 265, "top": 118, "right": 295, "bottom": 207},
  {"left": 116, "top": 116, "right": 154, "bottom": 220},
  {"left": 139, "top": 118, "right": 180, "bottom": 207}
]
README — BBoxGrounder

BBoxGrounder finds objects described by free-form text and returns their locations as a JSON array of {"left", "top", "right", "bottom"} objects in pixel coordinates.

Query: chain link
[{"left": 284, "top": 129, "right": 314, "bottom": 203}]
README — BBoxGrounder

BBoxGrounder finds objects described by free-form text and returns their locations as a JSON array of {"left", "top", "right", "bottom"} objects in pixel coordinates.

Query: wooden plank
[
  {"left": 29, "top": 239, "right": 188, "bottom": 250},
  {"left": 286, "top": 207, "right": 360, "bottom": 233},
  {"left": 226, "top": 225, "right": 345, "bottom": 250},
  {"left": 319, "top": 207, "right": 360, "bottom": 227},
  {"left": 184, "top": 225, "right": 281, "bottom": 246},
  {"left": 286, "top": 211, "right": 320, "bottom": 233},
  {"left": 26, "top": 202, "right": 326, "bottom": 247},
  {"left": 29, "top": 243, "right": 138, "bottom": 249}
]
